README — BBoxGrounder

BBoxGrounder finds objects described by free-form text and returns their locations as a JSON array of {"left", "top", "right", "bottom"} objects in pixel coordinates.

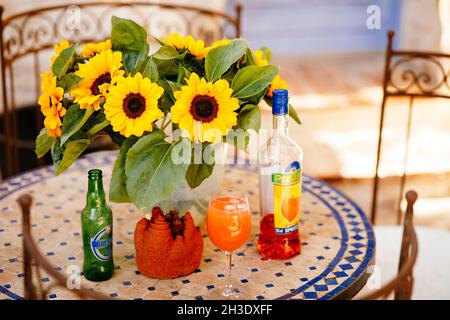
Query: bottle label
[
  {"left": 272, "top": 161, "right": 302, "bottom": 234},
  {"left": 90, "top": 225, "right": 112, "bottom": 261}
]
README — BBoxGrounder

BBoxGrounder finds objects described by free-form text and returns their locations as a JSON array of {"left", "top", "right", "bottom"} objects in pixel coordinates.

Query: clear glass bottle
[{"left": 258, "top": 89, "right": 303, "bottom": 259}]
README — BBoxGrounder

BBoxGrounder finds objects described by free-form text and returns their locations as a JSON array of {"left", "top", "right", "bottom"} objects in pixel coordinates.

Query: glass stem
[{"left": 224, "top": 251, "right": 233, "bottom": 295}]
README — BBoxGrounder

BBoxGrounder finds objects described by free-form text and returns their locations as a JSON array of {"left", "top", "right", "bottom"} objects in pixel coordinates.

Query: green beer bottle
[{"left": 81, "top": 169, "right": 114, "bottom": 281}]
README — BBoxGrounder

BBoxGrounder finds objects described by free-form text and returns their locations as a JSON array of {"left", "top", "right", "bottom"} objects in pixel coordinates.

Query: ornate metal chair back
[{"left": 371, "top": 30, "right": 450, "bottom": 224}]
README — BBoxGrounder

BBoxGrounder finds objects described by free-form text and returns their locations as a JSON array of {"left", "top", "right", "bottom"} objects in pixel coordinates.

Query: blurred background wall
[{"left": 0, "top": 0, "right": 449, "bottom": 227}]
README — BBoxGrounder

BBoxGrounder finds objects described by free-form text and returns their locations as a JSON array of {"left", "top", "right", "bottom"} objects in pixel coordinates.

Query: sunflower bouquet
[{"left": 35, "top": 16, "right": 300, "bottom": 209}]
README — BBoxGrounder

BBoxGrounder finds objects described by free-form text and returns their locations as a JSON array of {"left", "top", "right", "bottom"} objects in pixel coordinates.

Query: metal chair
[
  {"left": 17, "top": 193, "right": 110, "bottom": 300},
  {"left": 371, "top": 30, "right": 450, "bottom": 225},
  {"left": 0, "top": 2, "right": 242, "bottom": 178},
  {"left": 360, "top": 190, "right": 418, "bottom": 300}
]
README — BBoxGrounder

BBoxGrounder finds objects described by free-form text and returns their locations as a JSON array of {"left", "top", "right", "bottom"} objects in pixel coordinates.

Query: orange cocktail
[
  {"left": 206, "top": 192, "right": 252, "bottom": 299},
  {"left": 207, "top": 196, "right": 252, "bottom": 251}
]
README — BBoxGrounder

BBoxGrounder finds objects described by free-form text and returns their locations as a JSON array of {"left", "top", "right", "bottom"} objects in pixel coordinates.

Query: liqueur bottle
[
  {"left": 258, "top": 89, "right": 303, "bottom": 259},
  {"left": 81, "top": 169, "right": 114, "bottom": 281}
]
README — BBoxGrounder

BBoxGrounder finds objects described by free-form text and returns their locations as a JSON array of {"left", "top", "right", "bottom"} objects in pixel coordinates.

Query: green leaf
[
  {"left": 82, "top": 110, "right": 109, "bottom": 136},
  {"left": 159, "top": 79, "right": 182, "bottom": 97},
  {"left": 139, "top": 56, "right": 159, "bottom": 82},
  {"left": 152, "top": 36, "right": 165, "bottom": 46},
  {"left": 230, "top": 102, "right": 261, "bottom": 150},
  {"left": 288, "top": 103, "right": 302, "bottom": 125},
  {"left": 87, "top": 119, "right": 109, "bottom": 136},
  {"left": 122, "top": 50, "right": 147, "bottom": 75},
  {"left": 185, "top": 143, "right": 215, "bottom": 189},
  {"left": 111, "top": 16, "right": 149, "bottom": 54},
  {"left": 111, "top": 16, "right": 149, "bottom": 75},
  {"left": 245, "top": 48, "right": 256, "bottom": 66},
  {"left": 231, "top": 65, "right": 278, "bottom": 99},
  {"left": 55, "top": 139, "right": 90, "bottom": 175},
  {"left": 205, "top": 39, "right": 247, "bottom": 82},
  {"left": 181, "top": 66, "right": 191, "bottom": 80},
  {"left": 153, "top": 45, "right": 186, "bottom": 60},
  {"left": 185, "top": 162, "right": 215, "bottom": 189},
  {"left": 237, "top": 104, "right": 261, "bottom": 131},
  {"left": 157, "top": 79, "right": 182, "bottom": 112},
  {"left": 125, "top": 138, "right": 189, "bottom": 208},
  {"left": 154, "top": 59, "right": 179, "bottom": 78},
  {"left": 265, "top": 98, "right": 302, "bottom": 125},
  {"left": 58, "top": 73, "right": 81, "bottom": 92},
  {"left": 61, "top": 105, "right": 94, "bottom": 145},
  {"left": 35, "top": 128, "right": 55, "bottom": 158},
  {"left": 52, "top": 43, "right": 77, "bottom": 77},
  {"left": 124, "top": 131, "right": 167, "bottom": 189},
  {"left": 244, "top": 86, "right": 268, "bottom": 106},
  {"left": 176, "top": 65, "right": 186, "bottom": 83},
  {"left": 83, "top": 111, "right": 105, "bottom": 129},
  {"left": 240, "top": 104, "right": 257, "bottom": 112},
  {"left": 110, "top": 137, "right": 138, "bottom": 203},
  {"left": 51, "top": 140, "right": 63, "bottom": 167}
]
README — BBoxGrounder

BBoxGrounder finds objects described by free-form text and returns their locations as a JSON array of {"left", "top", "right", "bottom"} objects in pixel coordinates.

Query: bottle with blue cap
[{"left": 258, "top": 89, "right": 303, "bottom": 259}]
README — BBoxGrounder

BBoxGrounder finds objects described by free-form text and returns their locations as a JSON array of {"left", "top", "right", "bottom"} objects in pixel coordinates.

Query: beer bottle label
[
  {"left": 272, "top": 161, "right": 302, "bottom": 234},
  {"left": 90, "top": 225, "right": 112, "bottom": 261}
]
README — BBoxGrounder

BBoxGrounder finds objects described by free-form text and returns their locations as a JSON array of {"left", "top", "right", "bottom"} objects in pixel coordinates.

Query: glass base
[{"left": 205, "top": 286, "right": 250, "bottom": 300}]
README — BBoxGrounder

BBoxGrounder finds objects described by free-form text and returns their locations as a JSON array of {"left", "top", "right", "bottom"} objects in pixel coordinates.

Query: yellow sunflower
[
  {"left": 206, "top": 39, "right": 231, "bottom": 52},
  {"left": 267, "top": 74, "right": 288, "bottom": 98},
  {"left": 253, "top": 50, "right": 268, "bottom": 66},
  {"left": 81, "top": 39, "right": 112, "bottom": 58},
  {"left": 171, "top": 73, "right": 239, "bottom": 143},
  {"left": 38, "top": 71, "right": 66, "bottom": 138},
  {"left": 71, "top": 49, "right": 124, "bottom": 111},
  {"left": 104, "top": 72, "right": 164, "bottom": 137},
  {"left": 162, "top": 33, "right": 207, "bottom": 59},
  {"left": 51, "top": 39, "right": 71, "bottom": 64},
  {"left": 43, "top": 103, "right": 66, "bottom": 138}
]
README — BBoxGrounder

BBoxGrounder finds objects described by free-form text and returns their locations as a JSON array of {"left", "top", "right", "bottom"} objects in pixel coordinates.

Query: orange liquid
[
  {"left": 257, "top": 214, "right": 301, "bottom": 259},
  {"left": 281, "top": 196, "right": 300, "bottom": 223},
  {"left": 207, "top": 196, "right": 252, "bottom": 251}
]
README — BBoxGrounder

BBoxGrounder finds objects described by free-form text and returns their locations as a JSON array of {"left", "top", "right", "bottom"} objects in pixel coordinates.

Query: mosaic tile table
[{"left": 0, "top": 151, "right": 375, "bottom": 300}]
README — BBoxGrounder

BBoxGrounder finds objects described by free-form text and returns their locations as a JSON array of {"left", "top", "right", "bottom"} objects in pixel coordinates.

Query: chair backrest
[
  {"left": 0, "top": 2, "right": 242, "bottom": 177},
  {"left": 371, "top": 30, "right": 450, "bottom": 225},
  {"left": 360, "top": 190, "right": 419, "bottom": 300},
  {"left": 17, "top": 193, "right": 110, "bottom": 299}
]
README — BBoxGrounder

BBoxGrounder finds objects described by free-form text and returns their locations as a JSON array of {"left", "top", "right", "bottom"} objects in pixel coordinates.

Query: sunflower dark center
[
  {"left": 123, "top": 93, "right": 146, "bottom": 119},
  {"left": 190, "top": 95, "right": 218, "bottom": 123},
  {"left": 90, "top": 73, "right": 111, "bottom": 95}
]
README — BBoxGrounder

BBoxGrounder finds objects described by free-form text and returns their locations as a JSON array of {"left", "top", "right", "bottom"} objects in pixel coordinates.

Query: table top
[{"left": 0, "top": 151, "right": 375, "bottom": 300}]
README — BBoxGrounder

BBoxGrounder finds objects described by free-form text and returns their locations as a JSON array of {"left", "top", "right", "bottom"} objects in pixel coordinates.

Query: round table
[{"left": 0, "top": 151, "right": 375, "bottom": 300}]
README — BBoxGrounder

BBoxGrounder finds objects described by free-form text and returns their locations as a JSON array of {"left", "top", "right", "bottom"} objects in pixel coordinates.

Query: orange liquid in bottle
[
  {"left": 258, "top": 214, "right": 301, "bottom": 260},
  {"left": 207, "top": 196, "right": 252, "bottom": 251}
]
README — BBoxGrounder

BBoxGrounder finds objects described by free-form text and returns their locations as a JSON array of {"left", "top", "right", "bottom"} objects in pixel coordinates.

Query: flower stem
[
  {"left": 162, "top": 121, "right": 170, "bottom": 131},
  {"left": 160, "top": 115, "right": 170, "bottom": 130}
]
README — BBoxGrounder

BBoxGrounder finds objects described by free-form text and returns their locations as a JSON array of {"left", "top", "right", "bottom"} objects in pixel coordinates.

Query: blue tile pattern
[{"left": 0, "top": 152, "right": 375, "bottom": 300}]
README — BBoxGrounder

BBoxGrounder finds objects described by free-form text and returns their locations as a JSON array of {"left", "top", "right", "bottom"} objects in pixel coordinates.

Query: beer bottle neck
[{"left": 86, "top": 171, "right": 106, "bottom": 207}]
